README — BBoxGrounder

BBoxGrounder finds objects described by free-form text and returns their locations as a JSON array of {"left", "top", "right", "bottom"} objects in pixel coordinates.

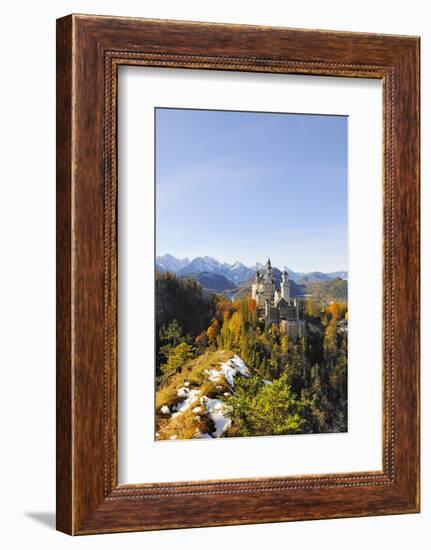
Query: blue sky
[{"left": 155, "top": 108, "right": 347, "bottom": 272}]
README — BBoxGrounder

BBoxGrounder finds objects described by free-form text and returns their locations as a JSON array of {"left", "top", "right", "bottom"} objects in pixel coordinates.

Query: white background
[
  {"left": 119, "top": 68, "right": 382, "bottom": 483},
  {"left": 0, "top": 1, "right": 428, "bottom": 548}
]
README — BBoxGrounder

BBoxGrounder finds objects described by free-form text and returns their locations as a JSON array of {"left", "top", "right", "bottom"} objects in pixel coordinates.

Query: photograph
[{"left": 154, "top": 107, "right": 348, "bottom": 441}]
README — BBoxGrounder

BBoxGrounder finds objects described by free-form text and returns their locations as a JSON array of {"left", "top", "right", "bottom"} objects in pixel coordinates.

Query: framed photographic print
[{"left": 56, "top": 14, "right": 420, "bottom": 534}]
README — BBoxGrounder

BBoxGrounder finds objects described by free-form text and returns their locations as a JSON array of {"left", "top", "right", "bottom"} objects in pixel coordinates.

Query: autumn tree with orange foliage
[
  {"left": 325, "top": 302, "right": 347, "bottom": 322},
  {"left": 247, "top": 298, "right": 257, "bottom": 315},
  {"left": 206, "top": 319, "right": 220, "bottom": 347}
]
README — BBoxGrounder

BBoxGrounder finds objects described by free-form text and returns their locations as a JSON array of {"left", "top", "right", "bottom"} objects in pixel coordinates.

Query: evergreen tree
[
  {"left": 229, "top": 374, "right": 309, "bottom": 437},
  {"left": 159, "top": 342, "right": 193, "bottom": 380}
]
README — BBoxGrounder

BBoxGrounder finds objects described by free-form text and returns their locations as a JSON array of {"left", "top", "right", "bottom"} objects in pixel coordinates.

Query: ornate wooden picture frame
[{"left": 56, "top": 14, "right": 420, "bottom": 535}]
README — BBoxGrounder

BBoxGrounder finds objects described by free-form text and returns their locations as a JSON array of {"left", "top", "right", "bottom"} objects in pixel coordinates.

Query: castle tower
[
  {"left": 251, "top": 270, "right": 260, "bottom": 301},
  {"left": 266, "top": 258, "right": 272, "bottom": 275},
  {"left": 262, "top": 258, "right": 275, "bottom": 304},
  {"left": 281, "top": 268, "right": 290, "bottom": 301}
]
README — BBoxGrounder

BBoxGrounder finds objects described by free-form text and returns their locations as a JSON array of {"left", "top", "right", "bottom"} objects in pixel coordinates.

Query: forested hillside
[
  {"left": 155, "top": 272, "right": 216, "bottom": 371},
  {"left": 155, "top": 272, "right": 348, "bottom": 440},
  {"left": 303, "top": 277, "right": 347, "bottom": 304}
]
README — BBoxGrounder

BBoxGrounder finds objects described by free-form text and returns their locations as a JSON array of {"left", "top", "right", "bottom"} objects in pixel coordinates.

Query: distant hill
[
  {"left": 304, "top": 278, "right": 347, "bottom": 304},
  {"left": 181, "top": 271, "right": 236, "bottom": 292},
  {"left": 155, "top": 272, "right": 215, "bottom": 365},
  {"left": 296, "top": 272, "right": 333, "bottom": 283},
  {"left": 327, "top": 270, "right": 348, "bottom": 280}
]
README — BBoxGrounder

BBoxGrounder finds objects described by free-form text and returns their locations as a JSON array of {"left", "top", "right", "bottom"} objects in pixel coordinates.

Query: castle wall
[{"left": 279, "top": 320, "right": 306, "bottom": 338}]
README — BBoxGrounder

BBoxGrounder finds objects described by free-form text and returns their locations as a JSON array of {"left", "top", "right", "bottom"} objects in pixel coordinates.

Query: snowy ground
[
  {"left": 205, "top": 355, "right": 250, "bottom": 388},
  {"left": 158, "top": 355, "right": 251, "bottom": 439},
  {"left": 202, "top": 397, "right": 231, "bottom": 437}
]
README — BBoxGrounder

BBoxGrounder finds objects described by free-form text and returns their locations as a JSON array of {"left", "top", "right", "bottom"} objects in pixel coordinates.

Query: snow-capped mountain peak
[{"left": 156, "top": 253, "right": 190, "bottom": 273}]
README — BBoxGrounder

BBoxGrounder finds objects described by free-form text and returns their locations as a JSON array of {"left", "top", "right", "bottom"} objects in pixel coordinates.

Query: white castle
[{"left": 251, "top": 258, "right": 306, "bottom": 337}]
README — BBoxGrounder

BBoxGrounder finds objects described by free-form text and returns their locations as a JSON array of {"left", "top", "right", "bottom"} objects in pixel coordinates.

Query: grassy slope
[{"left": 156, "top": 350, "right": 232, "bottom": 440}]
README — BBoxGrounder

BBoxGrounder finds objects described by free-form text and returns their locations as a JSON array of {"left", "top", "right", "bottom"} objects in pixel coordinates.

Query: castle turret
[
  {"left": 266, "top": 258, "right": 272, "bottom": 275},
  {"left": 251, "top": 270, "right": 259, "bottom": 300},
  {"left": 262, "top": 258, "right": 275, "bottom": 304},
  {"left": 281, "top": 268, "right": 290, "bottom": 301}
]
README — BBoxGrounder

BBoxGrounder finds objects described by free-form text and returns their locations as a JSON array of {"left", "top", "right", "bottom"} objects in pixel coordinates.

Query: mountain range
[{"left": 156, "top": 254, "right": 348, "bottom": 285}]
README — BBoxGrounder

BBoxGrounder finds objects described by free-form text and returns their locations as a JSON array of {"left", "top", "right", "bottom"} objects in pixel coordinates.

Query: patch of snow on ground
[
  {"left": 220, "top": 355, "right": 251, "bottom": 387},
  {"left": 160, "top": 405, "right": 170, "bottom": 415},
  {"left": 206, "top": 355, "right": 251, "bottom": 388},
  {"left": 219, "top": 361, "right": 237, "bottom": 386},
  {"left": 206, "top": 369, "right": 221, "bottom": 383},
  {"left": 177, "top": 386, "right": 189, "bottom": 398},
  {"left": 173, "top": 388, "right": 201, "bottom": 415},
  {"left": 231, "top": 355, "right": 250, "bottom": 376},
  {"left": 203, "top": 397, "right": 232, "bottom": 437}
]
